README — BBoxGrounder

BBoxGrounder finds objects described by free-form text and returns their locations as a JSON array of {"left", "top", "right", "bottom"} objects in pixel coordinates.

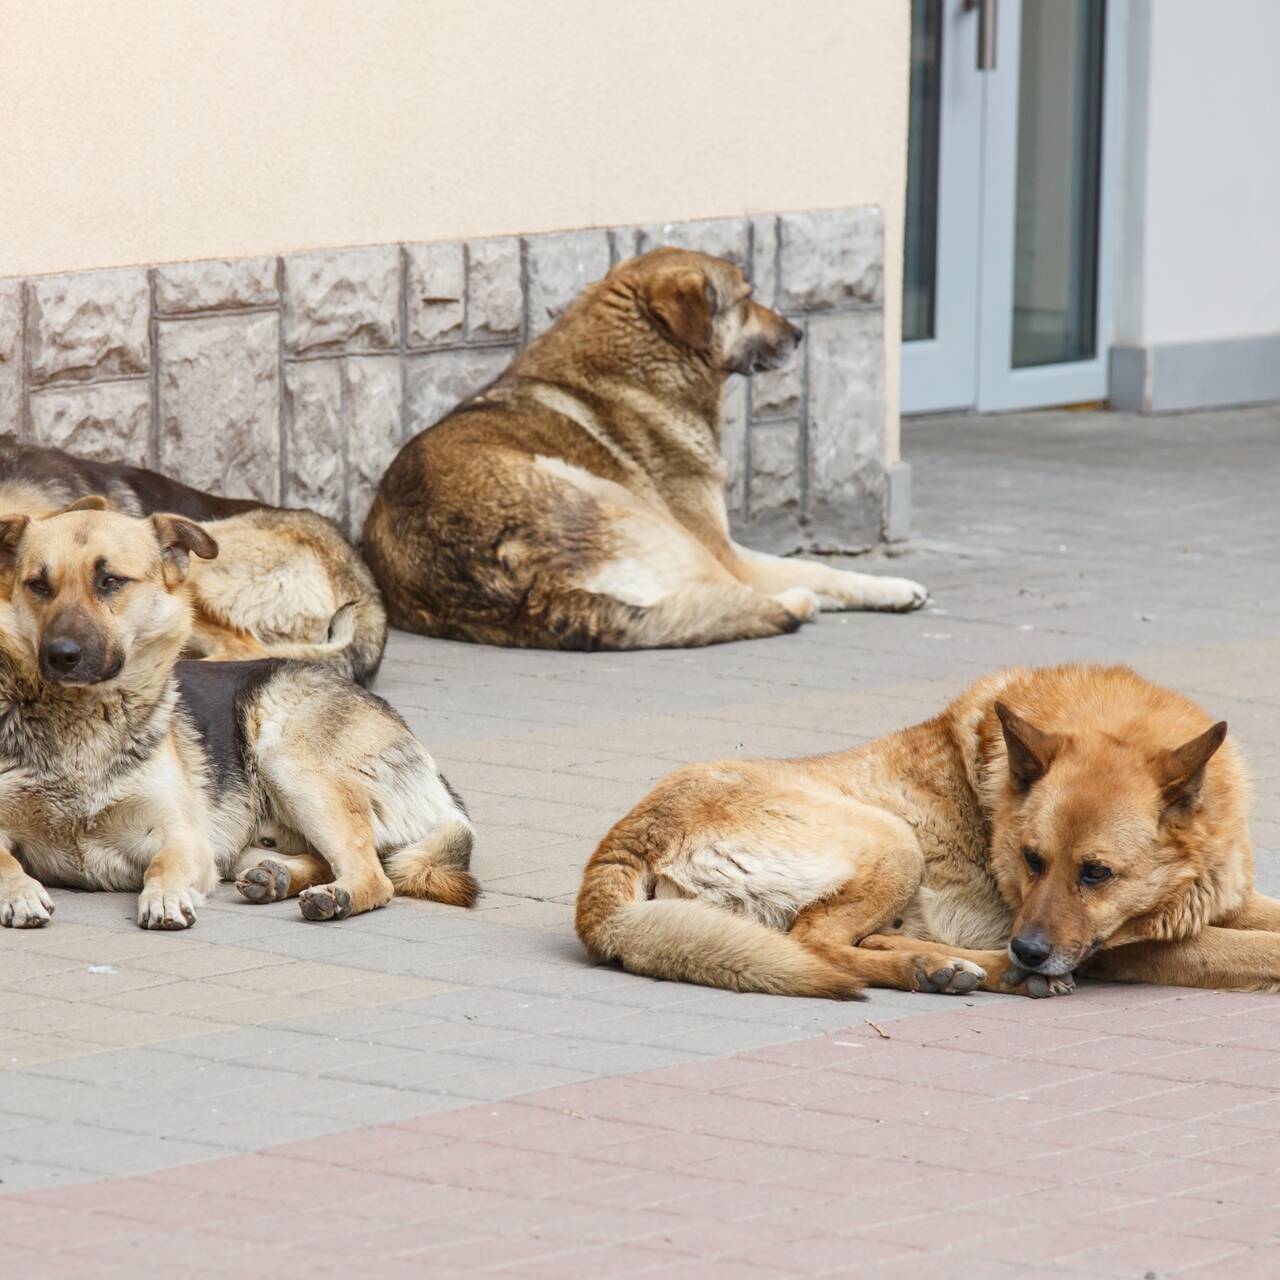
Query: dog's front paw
[
  {"left": 299, "top": 884, "right": 352, "bottom": 922},
  {"left": 772, "top": 587, "right": 820, "bottom": 624},
  {"left": 236, "top": 859, "right": 290, "bottom": 904},
  {"left": 867, "top": 576, "right": 929, "bottom": 613},
  {"left": 0, "top": 876, "right": 54, "bottom": 928},
  {"left": 137, "top": 886, "right": 197, "bottom": 930},
  {"left": 1000, "top": 967, "right": 1076, "bottom": 998},
  {"left": 912, "top": 955, "right": 985, "bottom": 994}
]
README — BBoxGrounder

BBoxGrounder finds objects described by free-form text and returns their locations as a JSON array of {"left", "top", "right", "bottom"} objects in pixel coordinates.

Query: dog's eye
[
  {"left": 1080, "top": 862, "right": 1113, "bottom": 887},
  {"left": 24, "top": 575, "right": 52, "bottom": 598},
  {"left": 259, "top": 836, "right": 276, "bottom": 849},
  {"left": 97, "top": 573, "right": 129, "bottom": 594},
  {"left": 1022, "top": 847, "right": 1045, "bottom": 875}
]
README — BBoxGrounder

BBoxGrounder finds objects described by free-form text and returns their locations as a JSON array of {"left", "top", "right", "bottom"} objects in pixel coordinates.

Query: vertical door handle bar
[{"left": 977, "top": 0, "right": 998, "bottom": 71}]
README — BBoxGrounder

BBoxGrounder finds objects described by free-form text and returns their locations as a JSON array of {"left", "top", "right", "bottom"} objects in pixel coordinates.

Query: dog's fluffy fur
[
  {"left": 0, "top": 503, "right": 475, "bottom": 929},
  {"left": 0, "top": 437, "right": 386, "bottom": 683},
  {"left": 364, "top": 247, "right": 927, "bottom": 650},
  {"left": 577, "top": 664, "right": 1279, "bottom": 998}
]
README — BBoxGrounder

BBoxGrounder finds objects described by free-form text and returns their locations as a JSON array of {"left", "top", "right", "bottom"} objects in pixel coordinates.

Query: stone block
[
  {"left": 609, "top": 228, "right": 640, "bottom": 264},
  {"left": 721, "top": 375, "right": 747, "bottom": 516},
  {"left": 636, "top": 217, "right": 750, "bottom": 271},
  {"left": 158, "top": 313, "right": 280, "bottom": 503},
  {"left": 749, "top": 419, "right": 802, "bottom": 516},
  {"left": 778, "top": 208, "right": 884, "bottom": 311},
  {"left": 27, "top": 269, "right": 150, "bottom": 386},
  {"left": 405, "top": 346, "right": 514, "bottom": 433},
  {"left": 283, "top": 359, "right": 344, "bottom": 521},
  {"left": 524, "top": 230, "right": 611, "bottom": 338},
  {"left": 738, "top": 418, "right": 803, "bottom": 553},
  {"left": 405, "top": 242, "right": 464, "bottom": 349},
  {"left": 750, "top": 341, "right": 804, "bottom": 421},
  {"left": 465, "top": 238, "right": 522, "bottom": 341},
  {"left": 346, "top": 356, "right": 404, "bottom": 539},
  {"left": 28, "top": 381, "right": 151, "bottom": 465},
  {"left": 750, "top": 215, "right": 780, "bottom": 307},
  {"left": 283, "top": 248, "right": 399, "bottom": 356},
  {"left": 804, "top": 310, "right": 885, "bottom": 550},
  {"left": 155, "top": 257, "right": 278, "bottom": 314},
  {"left": 0, "top": 279, "right": 20, "bottom": 436}
]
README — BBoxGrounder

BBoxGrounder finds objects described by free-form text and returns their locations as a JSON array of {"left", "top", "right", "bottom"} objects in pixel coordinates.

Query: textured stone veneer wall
[{"left": 0, "top": 208, "right": 887, "bottom": 550}]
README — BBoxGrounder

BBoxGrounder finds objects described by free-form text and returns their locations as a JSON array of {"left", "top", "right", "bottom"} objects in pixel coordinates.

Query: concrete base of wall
[{"left": 1110, "top": 335, "right": 1280, "bottom": 413}]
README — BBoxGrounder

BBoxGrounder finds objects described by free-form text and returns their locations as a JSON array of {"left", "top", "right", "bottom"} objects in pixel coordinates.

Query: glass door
[{"left": 901, "top": 0, "right": 1120, "bottom": 414}]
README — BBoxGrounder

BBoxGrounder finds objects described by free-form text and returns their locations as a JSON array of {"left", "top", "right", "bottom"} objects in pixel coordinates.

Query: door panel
[{"left": 902, "top": 0, "right": 1121, "bottom": 415}]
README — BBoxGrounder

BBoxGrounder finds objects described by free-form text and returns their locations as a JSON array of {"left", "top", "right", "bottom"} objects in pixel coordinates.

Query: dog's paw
[
  {"left": 772, "top": 587, "right": 820, "bottom": 624},
  {"left": 0, "top": 877, "right": 54, "bottom": 928},
  {"left": 235, "top": 859, "right": 290, "bottom": 904},
  {"left": 866, "top": 576, "right": 929, "bottom": 613},
  {"left": 1000, "top": 967, "right": 1076, "bottom": 999},
  {"left": 137, "top": 886, "right": 197, "bottom": 930},
  {"left": 299, "top": 884, "right": 352, "bottom": 922},
  {"left": 912, "top": 955, "right": 985, "bottom": 995}
]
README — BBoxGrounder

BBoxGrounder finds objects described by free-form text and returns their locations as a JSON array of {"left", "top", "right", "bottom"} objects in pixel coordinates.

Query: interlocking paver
[{"left": 5, "top": 408, "right": 1280, "bottom": 1273}]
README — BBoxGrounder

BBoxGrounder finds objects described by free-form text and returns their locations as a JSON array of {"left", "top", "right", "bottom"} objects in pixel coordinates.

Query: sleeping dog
[{"left": 0, "top": 499, "right": 476, "bottom": 929}]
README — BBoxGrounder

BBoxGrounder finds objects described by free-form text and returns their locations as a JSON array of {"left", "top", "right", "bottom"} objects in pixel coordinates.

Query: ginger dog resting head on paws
[
  {"left": 364, "top": 247, "right": 927, "bottom": 652},
  {"left": 578, "top": 664, "right": 1268, "bottom": 1000},
  {"left": 0, "top": 502, "right": 475, "bottom": 931}
]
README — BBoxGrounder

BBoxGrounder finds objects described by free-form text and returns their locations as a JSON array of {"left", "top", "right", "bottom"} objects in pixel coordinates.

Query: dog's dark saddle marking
[{"left": 174, "top": 659, "right": 283, "bottom": 789}]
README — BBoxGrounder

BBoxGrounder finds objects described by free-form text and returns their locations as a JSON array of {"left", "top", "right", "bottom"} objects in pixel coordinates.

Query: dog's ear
[
  {"left": 0, "top": 514, "right": 31, "bottom": 575},
  {"left": 151, "top": 513, "right": 218, "bottom": 586},
  {"left": 59, "top": 495, "right": 110, "bottom": 515},
  {"left": 1154, "top": 721, "right": 1227, "bottom": 820},
  {"left": 995, "top": 701, "right": 1061, "bottom": 792},
  {"left": 645, "top": 268, "right": 717, "bottom": 351}
]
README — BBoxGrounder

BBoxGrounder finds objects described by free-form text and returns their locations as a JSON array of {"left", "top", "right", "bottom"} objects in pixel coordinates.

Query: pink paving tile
[
  {"left": 1181, "top": 1204, "right": 1280, "bottom": 1245},
  {"left": 1070, "top": 1229, "right": 1247, "bottom": 1276},
  {"left": 848, "top": 1205, "right": 1025, "bottom": 1251},
  {"left": 508, "top": 1242, "right": 692, "bottom": 1278},
  {"left": 1180, "top": 1243, "right": 1280, "bottom": 1280}
]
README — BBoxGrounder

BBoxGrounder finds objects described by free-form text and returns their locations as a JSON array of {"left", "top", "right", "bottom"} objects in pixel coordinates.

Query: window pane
[
  {"left": 1011, "top": 0, "right": 1106, "bottom": 368},
  {"left": 903, "top": 0, "right": 942, "bottom": 343}
]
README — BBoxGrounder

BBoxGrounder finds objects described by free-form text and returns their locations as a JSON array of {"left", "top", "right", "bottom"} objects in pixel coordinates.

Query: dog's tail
[
  {"left": 575, "top": 822, "right": 866, "bottom": 999},
  {"left": 246, "top": 602, "right": 368, "bottom": 678},
  {"left": 383, "top": 819, "right": 479, "bottom": 909}
]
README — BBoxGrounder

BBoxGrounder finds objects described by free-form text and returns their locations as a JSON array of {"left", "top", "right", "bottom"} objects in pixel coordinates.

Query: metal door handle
[{"left": 966, "top": 0, "right": 998, "bottom": 71}]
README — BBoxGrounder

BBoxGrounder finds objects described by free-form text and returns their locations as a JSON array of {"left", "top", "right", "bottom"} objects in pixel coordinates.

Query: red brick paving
[{"left": 6, "top": 982, "right": 1280, "bottom": 1276}]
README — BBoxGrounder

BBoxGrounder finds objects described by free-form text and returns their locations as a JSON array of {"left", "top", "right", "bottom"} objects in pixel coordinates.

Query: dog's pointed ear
[
  {"left": 151, "top": 513, "right": 218, "bottom": 585},
  {"left": 1155, "top": 721, "right": 1227, "bottom": 819},
  {"left": 995, "top": 701, "right": 1061, "bottom": 791},
  {"left": 645, "top": 268, "right": 716, "bottom": 351},
  {"left": 59, "top": 495, "right": 110, "bottom": 515},
  {"left": 0, "top": 514, "right": 31, "bottom": 574}
]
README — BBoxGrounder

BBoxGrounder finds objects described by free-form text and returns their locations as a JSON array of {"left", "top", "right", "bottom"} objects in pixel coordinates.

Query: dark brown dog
[{"left": 364, "top": 248, "right": 926, "bottom": 650}]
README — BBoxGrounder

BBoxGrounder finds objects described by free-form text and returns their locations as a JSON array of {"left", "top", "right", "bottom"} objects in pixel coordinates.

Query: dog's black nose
[
  {"left": 1010, "top": 930, "right": 1052, "bottom": 969},
  {"left": 789, "top": 322, "right": 804, "bottom": 345},
  {"left": 42, "top": 637, "right": 82, "bottom": 675}
]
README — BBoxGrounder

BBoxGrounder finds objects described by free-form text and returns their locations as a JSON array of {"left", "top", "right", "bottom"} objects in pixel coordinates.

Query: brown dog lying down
[
  {"left": 0, "top": 502, "right": 474, "bottom": 930},
  {"left": 577, "top": 664, "right": 1277, "bottom": 998},
  {"left": 0, "top": 436, "right": 386, "bottom": 683},
  {"left": 364, "top": 247, "right": 927, "bottom": 650}
]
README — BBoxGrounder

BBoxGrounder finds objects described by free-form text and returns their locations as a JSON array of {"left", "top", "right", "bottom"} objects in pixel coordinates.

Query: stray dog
[
  {"left": 577, "top": 664, "right": 1276, "bottom": 997},
  {"left": 364, "top": 247, "right": 927, "bottom": 650},
  {"left": 0, "top": 437, "right": 386, "bottom": 683},
  {"left": 0, "top": 502, "right": 476, "bottom": 929}
]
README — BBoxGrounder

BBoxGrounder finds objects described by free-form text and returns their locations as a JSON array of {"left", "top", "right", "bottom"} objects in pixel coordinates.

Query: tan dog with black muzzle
[{"left": 0, "top": 500, "right": 476, "bottom": 930}]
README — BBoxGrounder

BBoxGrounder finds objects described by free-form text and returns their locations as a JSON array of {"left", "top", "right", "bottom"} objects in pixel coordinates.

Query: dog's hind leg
[
  {"left": 266, "top": 781, "right": 394, "bottom": 922},
  {"left": 234, "top": 853, "right": 330, "bottom": 904}
]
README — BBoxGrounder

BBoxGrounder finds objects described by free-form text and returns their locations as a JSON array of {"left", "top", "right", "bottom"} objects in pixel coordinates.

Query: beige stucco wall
[{"left": 0, "top": 0, "right": 909, "bottom": 456}]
